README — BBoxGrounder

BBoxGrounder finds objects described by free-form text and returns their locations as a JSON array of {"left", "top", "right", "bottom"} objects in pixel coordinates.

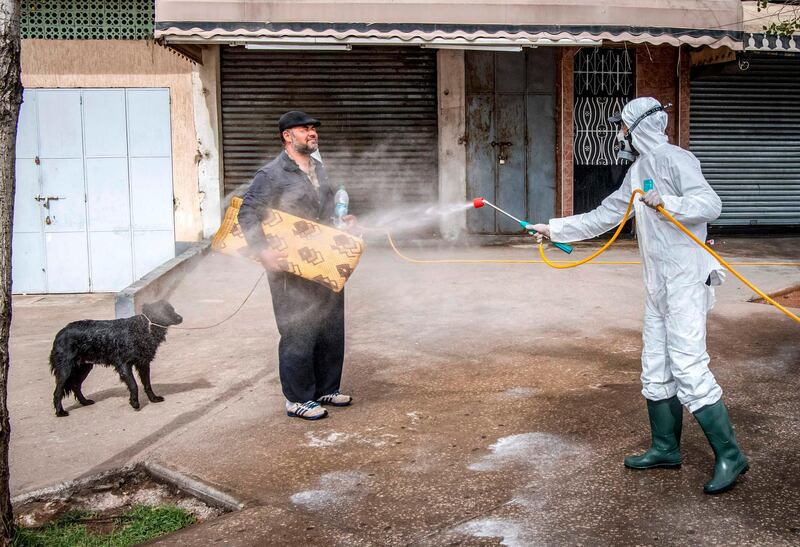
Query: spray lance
[{"left": 472, "top": 198, "right": 573, "bottom": 254}]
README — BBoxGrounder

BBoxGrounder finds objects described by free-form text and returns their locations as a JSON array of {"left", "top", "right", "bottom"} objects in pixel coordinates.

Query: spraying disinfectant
[
  {"left": 333, "top": 185, "right": 349, "bottom": 229},
  {"left": 472, "top": 197, "right": 574, "bottom": 254}
]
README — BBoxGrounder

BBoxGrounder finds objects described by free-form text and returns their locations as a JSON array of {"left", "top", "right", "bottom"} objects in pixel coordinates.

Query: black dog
[{"left": 50, "top": 300, "right": 183, "bottom": 417}]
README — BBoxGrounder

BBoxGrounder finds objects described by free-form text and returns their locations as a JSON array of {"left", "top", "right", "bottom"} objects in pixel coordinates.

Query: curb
[
  {"left": 12, "top": 462, "right": 245, "bottom": 513},
  {"left": 115, "top": 241, "right": 211, "bottom": 319},
  {"left": 11, "top": 466, "right": 137, "bottom": 506},
  {"left": 143, "top": 461, "right": 245, "bottom": 512},
  {"left": 748, "top": 282, "right": 800, "bottom": 303}
]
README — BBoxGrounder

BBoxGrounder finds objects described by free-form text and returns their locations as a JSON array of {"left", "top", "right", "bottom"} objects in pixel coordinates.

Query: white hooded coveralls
[{"left": 550, "top": 97, "right": 725, "bottom": 413}]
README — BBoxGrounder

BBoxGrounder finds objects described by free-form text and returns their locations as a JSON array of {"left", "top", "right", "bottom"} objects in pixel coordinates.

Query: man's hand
[
  {"left": 259, "top": 248, "right": 289, "bottom": 272},
  {"left": 529, "top": 223, "right": 550, "bottom": 244},
  {"left": 641, "top": 190, "right": 664, "bottom": 210}
]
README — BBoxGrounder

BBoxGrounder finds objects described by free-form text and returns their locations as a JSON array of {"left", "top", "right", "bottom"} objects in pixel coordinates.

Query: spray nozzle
[{"left": 471, "top": 196, "right": 573, "bottom": 254}]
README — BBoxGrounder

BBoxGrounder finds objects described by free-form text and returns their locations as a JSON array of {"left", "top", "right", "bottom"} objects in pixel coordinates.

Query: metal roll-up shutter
[
  {"left": 221, "top": 46, "right": 438, "bottom": 213},
  {"left": 690, "top": 55, "right": 800, "bottom": 226}
]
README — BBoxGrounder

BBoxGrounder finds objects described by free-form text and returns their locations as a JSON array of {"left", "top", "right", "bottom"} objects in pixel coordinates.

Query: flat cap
[{"left": 279, "top": 110, "right": 321, "bottom": 132}]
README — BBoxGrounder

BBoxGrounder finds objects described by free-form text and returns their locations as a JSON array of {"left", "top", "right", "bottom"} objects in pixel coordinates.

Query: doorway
[
  {"left": 465, "top": 49, "right": 556, "bottom": 234},
  {"left": 572, "top": 48, "right": 635, "bottom": 214}
]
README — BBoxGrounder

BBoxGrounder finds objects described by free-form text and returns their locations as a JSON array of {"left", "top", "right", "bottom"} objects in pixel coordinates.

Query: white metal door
[
  {"left": 12, "top": 88, "right": 175, "bottom": 293},
  {"left": 11, "top": 91, "right": 45, "bottom": 293},
  {"left": 127, "top": 89, "right": 175, "bottom": 280},
  {"left": 84, "top": 89, "right": 134, "bottom": 292},
  {"left": 39, "top": 89, "right": 91, "bottom": 293}
]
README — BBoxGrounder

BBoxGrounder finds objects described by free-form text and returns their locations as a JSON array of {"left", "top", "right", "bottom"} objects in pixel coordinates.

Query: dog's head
[{"left": 142, "top": 300, "right": 183, "bottom": 327}]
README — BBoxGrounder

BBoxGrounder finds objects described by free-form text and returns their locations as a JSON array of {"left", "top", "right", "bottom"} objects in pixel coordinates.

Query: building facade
[
  {"left": 13, "top": 1, "right": 800, "bottom": 293},
  {"left": 156, "top": 0, "right": 800, "bottom": 238},
  {"left": 13, "top": 0, "right": 214, "bottom": 293}
]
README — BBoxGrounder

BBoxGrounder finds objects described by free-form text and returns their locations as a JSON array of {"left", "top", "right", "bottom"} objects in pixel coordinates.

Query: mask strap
[{"left": 627, "top": 102, "right": 672, "bottom": 134}]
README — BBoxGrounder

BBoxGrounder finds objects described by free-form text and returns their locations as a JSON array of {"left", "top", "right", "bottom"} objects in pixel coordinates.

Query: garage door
[
  {"left": 13, "top": 88, "right": 175, "bottom": 293},
  {"left": 690, "top": 55, "right": 800, "bottom": 226},
  {"left": 220, "top": 46, "right": 438, "bottom": 213}
]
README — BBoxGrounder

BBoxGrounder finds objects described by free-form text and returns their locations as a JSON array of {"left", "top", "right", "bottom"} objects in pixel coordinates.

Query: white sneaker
[
  {"left": 286, "top": 400, "right": 328, "bottom": 420},
  {"left": 316, "top": 391, "right": 353, "bottom": 407}
]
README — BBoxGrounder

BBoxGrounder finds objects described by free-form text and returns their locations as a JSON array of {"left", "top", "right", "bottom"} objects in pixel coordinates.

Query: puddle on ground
[
  {"left": 468, "top": 432, "right": 584, "bottom": 472},
  {"left": 457, "top": 517, "right": 524, "bottom": 547},
  {"left": 290, "top": 470, "right": 372, "bottom": 511}
]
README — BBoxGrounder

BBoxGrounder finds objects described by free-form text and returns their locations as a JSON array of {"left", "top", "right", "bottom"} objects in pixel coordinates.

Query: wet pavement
[{"left": 9, "top": 237, "right": 800, "bottom": 545}]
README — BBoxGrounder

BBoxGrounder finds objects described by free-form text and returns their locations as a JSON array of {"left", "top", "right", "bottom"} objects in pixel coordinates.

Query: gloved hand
[
  {"left": 529, "top": 223, "right": 550, "bottom": 244},
  {"left": 641, "top": 190, "right": 664, "bottom": 210}
]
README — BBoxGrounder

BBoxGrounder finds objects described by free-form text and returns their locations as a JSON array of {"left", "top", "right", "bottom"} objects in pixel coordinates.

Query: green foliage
[
  {"left": 12, "top": 505, "right": 196, "bottom": 547},
  {"left": 757, "top": 0, "right": 800, "bottom": 36}
]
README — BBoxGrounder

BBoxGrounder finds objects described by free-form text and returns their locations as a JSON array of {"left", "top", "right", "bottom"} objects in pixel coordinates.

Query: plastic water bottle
[{"left": 333, "top": 185, "right": 349, "bottom": 229}]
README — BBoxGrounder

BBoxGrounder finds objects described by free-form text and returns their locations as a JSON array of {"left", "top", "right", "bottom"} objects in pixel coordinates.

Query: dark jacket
[{"left": 239, "top": 150, "right": 335, "bottom": 252}]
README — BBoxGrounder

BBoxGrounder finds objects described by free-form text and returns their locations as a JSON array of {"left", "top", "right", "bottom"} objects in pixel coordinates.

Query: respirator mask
[
  {"left": 609, "top": 102, "right": 672, "bottom": 162},
  {"left": 615, "top": 129, "right": 637, "bottom": 162}
]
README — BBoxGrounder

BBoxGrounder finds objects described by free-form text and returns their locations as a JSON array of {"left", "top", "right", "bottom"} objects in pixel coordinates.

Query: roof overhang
[{"left": 155, "top": 1, "right": 744, "bottom": 50}]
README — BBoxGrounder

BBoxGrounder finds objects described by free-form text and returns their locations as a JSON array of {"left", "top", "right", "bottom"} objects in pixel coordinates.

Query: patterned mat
[{"left": 211, "top": 197, "right": 364, "bottom": 292}]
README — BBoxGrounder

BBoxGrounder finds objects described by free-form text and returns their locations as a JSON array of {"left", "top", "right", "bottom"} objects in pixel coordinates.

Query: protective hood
[{"left": 621, "top": 97, "right": 669, "bottom": 157}]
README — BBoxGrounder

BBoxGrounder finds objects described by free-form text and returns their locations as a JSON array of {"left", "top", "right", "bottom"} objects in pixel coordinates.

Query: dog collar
[{"left": 141, "top": 313, "right": 168, "bottom": 332}]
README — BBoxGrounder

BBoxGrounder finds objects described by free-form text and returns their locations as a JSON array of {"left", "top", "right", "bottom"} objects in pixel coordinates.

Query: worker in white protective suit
[{"left": 531, "top": 97, "right": 748, "bottom": 494}]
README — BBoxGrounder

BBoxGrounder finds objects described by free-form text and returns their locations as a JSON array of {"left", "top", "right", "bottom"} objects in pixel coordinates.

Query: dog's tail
[
  {"left": 49, "top": 335, "right": 66, "bottom": 375},
  {"left": 50, "top": 333, "right": 79, "bottom": 397}
]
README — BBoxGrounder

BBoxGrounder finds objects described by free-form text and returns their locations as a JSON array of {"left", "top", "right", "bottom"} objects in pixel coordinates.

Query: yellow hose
[
  {"left": 383, "top": 192, "right": 798, "bottom": 322},
  {"left": 536, "top": 189, "right": 800, "bottom": 324},
  {"left": 386, "top": 233, "right": 639, "bottom": 265},
  {"left": 535, "top": 187, "right": 638, "bottom": 270},
  {"left": 387, "top": 233, "right": 798, "bottom": 268}
]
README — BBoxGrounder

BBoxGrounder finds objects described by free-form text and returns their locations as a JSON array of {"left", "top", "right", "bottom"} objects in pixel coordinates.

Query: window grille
[
  {"left": 21, "top": 0, "right": 154, "bottom": 40},
  {"left": 573, "top": 48, "right": 635, "bottom": 166}
]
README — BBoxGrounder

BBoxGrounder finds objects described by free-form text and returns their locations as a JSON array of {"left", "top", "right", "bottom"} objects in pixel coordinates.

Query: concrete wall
[
  {"left": 437, "top": 49, "right": 467, "bottom": 240},
  {"left": 157, "top": 0, "right": 743, "bottom": 30},
  {"left": 678, "top": 47, "right": 691, "bottom": 149},
  {"left": 21, "top": 39, "right": 203, "bottom": 242},
  {"left": 635, "top": 45, "right": 691, "bottom": 149},
  {"left": 636, "top": 45, "right": 678, "bottom": 144}
]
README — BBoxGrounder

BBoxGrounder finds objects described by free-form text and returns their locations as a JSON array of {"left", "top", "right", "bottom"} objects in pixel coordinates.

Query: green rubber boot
[
  {"left": 693, "top": 400, "right": 749, "bottom": 494},
  {"left": 624, "top": 396, "right": 683, "bottom": 469}
]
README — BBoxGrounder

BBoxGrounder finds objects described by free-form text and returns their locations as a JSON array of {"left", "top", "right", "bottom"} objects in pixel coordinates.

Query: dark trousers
[{"left": 268, "top": 272, "right": 345, "bottom": 403}]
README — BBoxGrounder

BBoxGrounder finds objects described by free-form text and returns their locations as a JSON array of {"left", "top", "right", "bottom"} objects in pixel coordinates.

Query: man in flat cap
[{"left": 239, "top": 111, "right": 355, "bottom": 420}]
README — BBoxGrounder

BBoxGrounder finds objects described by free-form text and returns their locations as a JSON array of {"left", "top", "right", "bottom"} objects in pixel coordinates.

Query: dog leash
[{"left": 143, "top": 272, "right": 266, "bottom": 330}]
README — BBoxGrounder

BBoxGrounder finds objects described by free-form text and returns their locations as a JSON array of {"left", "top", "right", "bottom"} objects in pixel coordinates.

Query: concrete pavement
[{"left": 9, "top": 237, "right": 800, "bottom": 545}]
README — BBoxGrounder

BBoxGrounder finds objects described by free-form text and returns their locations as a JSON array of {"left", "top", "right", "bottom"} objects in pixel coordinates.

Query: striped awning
[{"left": 155, "top": 0, "right": 744, "bottom": 49}]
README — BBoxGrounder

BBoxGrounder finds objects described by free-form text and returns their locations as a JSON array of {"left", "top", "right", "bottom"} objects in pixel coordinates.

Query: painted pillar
[
  {"left": 636, "top": 45, "right": 680, "bottom": 144},
  {"left": 437, "top": 49, "right": 467, "bottom": 240},
  {"left": 677, "top": 46, "right": 691, "bottom": 150},
  {"left": 557, "top": 47, "right": 576, "bottom": 218},
  {"left": 192, "top": 45, "right": 225, "bottom": 238}
]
